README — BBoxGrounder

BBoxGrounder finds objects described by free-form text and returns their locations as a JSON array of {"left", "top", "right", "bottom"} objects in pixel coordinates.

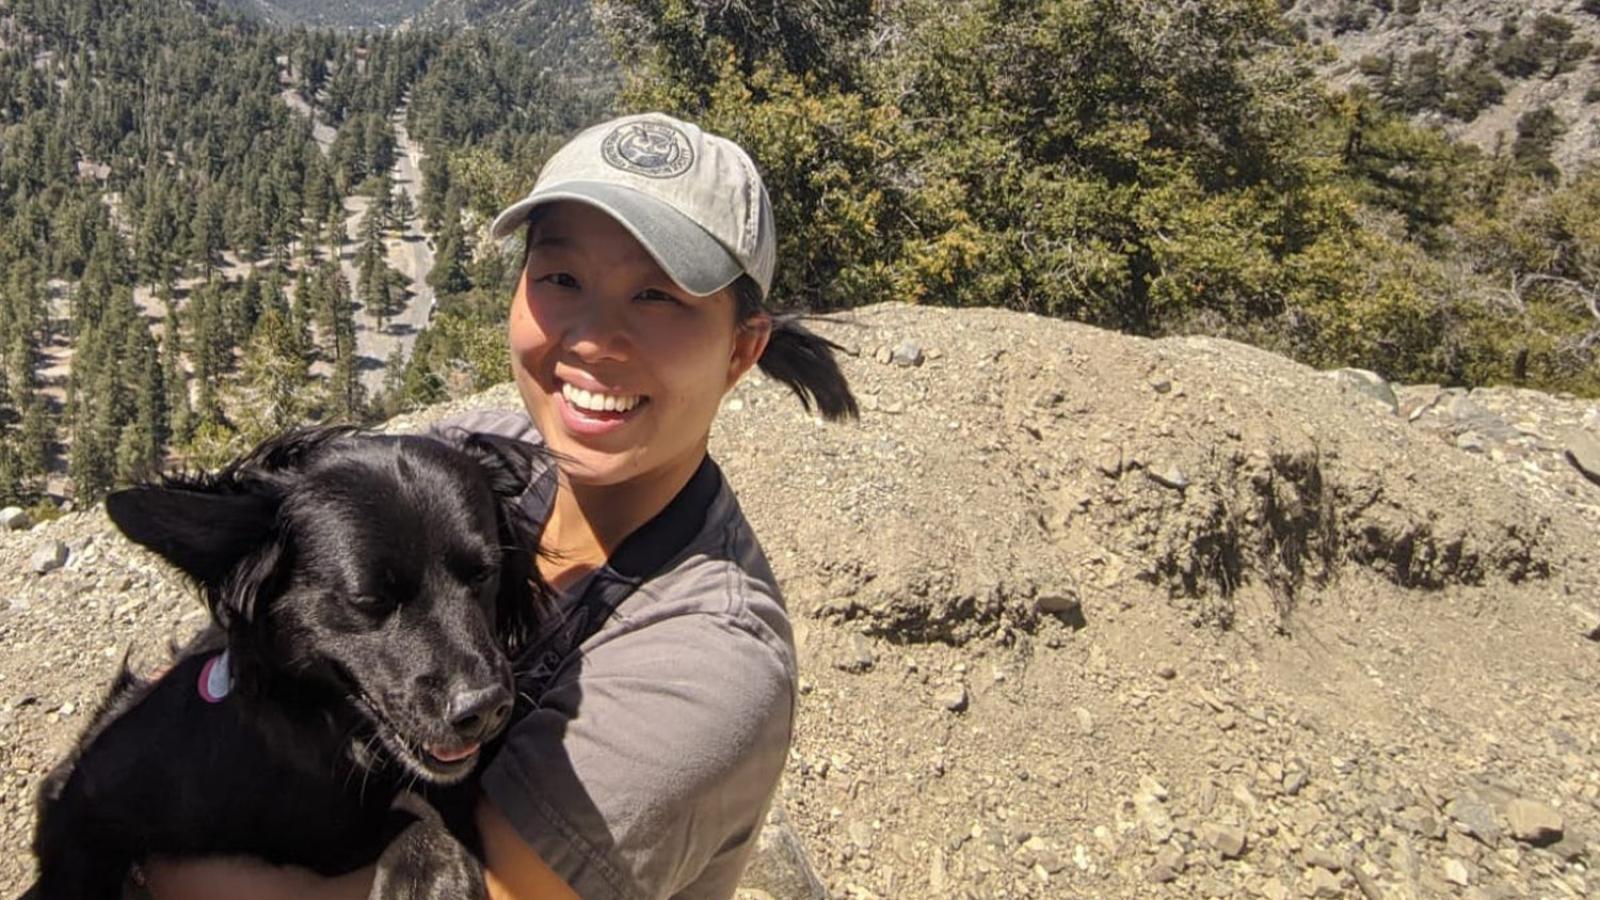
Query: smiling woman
[{"left": 141, "top": 113, "right": 856, "bottom": 900}]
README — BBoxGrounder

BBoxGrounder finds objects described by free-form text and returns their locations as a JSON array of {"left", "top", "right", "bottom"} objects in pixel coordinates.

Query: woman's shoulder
[{"left": 423, "top": 406, "right": 543, "bottom": 446}]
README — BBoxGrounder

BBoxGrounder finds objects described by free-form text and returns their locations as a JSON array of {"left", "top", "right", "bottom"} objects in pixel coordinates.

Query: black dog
[{"left": 24, "top": 426, "right": 548, "bottom": 899}]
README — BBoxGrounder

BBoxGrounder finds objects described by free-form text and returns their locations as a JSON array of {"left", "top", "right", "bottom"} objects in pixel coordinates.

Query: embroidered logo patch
[
  {"left": 601, "top": 121, "right": 694, "bottom": 179},
  {"left": 197, "top": 649, "right": 233, "bottom": 703}
]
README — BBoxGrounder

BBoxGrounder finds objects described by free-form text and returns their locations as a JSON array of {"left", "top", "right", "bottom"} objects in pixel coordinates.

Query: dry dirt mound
[{"left": 2, "top": 302, "right": 1597, "bottom": 898}]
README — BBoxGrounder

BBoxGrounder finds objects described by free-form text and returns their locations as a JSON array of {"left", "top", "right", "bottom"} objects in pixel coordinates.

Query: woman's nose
[{"left": 564, "top": 296, "right": 633, "bottom": 361}]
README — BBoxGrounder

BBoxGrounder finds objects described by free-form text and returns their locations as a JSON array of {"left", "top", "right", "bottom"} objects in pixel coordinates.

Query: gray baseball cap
[{"left": 490, "top": 113, "right": 777, "bottom": 299}]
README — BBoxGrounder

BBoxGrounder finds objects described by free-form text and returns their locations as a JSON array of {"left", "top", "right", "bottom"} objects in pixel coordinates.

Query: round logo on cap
[{"left": 601, "top": 120, "right": 695, "bottom": 179}]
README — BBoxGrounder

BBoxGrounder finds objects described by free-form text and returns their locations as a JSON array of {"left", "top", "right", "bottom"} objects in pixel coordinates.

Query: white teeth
[{"left": 562, "top": 382, "right": 642, "bottom": 413}]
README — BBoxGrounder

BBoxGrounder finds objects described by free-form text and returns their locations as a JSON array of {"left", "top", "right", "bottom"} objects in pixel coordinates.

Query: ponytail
[{"left": 732, "top": 277, "right": 859, "bottom": 422}]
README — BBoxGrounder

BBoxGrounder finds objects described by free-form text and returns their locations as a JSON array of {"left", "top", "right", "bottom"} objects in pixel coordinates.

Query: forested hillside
[
  {"left": 0, "top": 0, "right": 597, "bottom": 510},
  {"left": 5, "top": 0, "right": 1600, "bottom": 510},
  {"left": 582, "top": 0, "right": 1600, "bottom": 397},
  {"left": 1287, "top": 0, "right": 1600, "bottom": 173}
]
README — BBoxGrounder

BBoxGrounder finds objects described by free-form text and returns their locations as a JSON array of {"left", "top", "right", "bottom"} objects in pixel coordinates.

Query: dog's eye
[
  {"left": 350, "top": 593, "right": 396, "bottom": 616},
  {"left": 470, "top": 566, "right": 498, "bottom": 587}
]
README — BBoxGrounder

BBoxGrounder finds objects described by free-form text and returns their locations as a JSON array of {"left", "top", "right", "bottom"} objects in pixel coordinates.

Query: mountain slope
[
  {"left": 1288, "top": 0, "right": 1600, "bottom": 170},
  {"left": 3, "top": 303, "right": 1597, "bottom": 897}
]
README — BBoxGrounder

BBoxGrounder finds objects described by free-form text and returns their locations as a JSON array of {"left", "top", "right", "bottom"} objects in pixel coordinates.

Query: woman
[{"left": 145, "top": 113, "right": 855, "bottom": 898}]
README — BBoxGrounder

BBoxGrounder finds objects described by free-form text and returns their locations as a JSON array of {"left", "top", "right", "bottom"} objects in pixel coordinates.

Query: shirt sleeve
[{"left": 480, "top": 608, "right": 795, "bottom": 900}]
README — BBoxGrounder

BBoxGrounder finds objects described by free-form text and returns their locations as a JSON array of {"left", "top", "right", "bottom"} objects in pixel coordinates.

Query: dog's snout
[{"left": 446, "top": 684, "right": 512, "bottom": 743}]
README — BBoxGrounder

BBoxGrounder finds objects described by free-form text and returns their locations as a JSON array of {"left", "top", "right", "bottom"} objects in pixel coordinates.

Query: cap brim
[{"left": 489, "top": 182, "right": 744, "bottom": 298}]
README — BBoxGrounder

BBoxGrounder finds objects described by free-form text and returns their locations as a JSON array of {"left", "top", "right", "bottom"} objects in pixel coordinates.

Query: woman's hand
[{"left": 140, "top": 856, "right": 374, "bottom": 900}]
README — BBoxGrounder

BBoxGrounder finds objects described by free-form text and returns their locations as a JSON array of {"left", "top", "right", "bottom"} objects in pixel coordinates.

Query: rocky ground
[{"left": 2, "top": 303, "right": 1598, "bottom": 898}]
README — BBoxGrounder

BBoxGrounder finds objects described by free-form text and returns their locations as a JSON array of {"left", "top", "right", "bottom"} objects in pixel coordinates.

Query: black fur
[{"left": 23, "top": 426, "right": 549, "bottom": 899}]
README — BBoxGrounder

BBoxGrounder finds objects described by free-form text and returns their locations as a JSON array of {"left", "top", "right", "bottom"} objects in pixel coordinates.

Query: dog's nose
[{"left": 446, "top": 684, "right": 512, "bottom": 743}]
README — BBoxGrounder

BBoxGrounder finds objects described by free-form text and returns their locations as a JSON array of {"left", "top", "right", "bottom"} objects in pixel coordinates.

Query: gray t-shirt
[{"left": 428, "top": 408, "right": 796, "bottom": 900}]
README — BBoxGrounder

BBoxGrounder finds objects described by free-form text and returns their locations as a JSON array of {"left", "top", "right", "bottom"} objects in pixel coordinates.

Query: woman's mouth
[{"left": 557, "top": 381, "right": 648, "bottom": 435}]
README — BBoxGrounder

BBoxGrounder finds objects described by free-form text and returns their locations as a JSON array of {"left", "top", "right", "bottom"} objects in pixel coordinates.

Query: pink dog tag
[{"left": 197, "top": 650, "right": 233, "bottom": 703}]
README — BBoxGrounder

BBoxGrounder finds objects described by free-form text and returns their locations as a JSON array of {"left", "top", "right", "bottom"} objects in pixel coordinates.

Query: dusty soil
[{"left": 2, "top": 303, "right": 1597, "bottom": 898}]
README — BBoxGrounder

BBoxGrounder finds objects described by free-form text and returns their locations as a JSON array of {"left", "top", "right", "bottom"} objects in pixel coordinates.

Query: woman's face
[{"left": 508, "top": 201, "right": 769, "bottom": 489}]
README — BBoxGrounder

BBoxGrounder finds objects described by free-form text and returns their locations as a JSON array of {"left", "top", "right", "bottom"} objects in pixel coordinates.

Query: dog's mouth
[{"left": 349, "top": 692, "right": 486, "bottom": 786}]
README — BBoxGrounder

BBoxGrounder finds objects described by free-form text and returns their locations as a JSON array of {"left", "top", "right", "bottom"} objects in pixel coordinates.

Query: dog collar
[{"left": 198, "top": 650, "right": 233, "bottom": 703}]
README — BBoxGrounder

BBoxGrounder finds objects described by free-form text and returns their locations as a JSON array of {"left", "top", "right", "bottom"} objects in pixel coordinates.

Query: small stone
[
  {"left": 1445, "top": 792, "right": 1503, "bottom": 845},
  {"left": 1257, "top": 876, "right": 1288, "bottom": 900},
  {"left": 1303, "top": 866, "right": 1344, "bottom": 898},
  {"left": 1034, "top": 591, "right": 1081, "bottom": 617},
  {"left": 30, "top": 541, "right": 68, "bottom": 575},
  {"left": 0, "top": 507, "right": 31, "bottom": 531},
  {"left": 1073, "top": 706, "right": 1094, "bottom": 735},
  {"left": 1155, "top": 664, "right": 1177, "bottom": 680},
  {"left": 939, "top": 684, "right": 968, "bottom": 713},
  {"left": 1455, "top": 431, "right": 1488, "bottom": 453},
  {"left": 1572, "top": 603, "right": 1600, "bottom": 641},
  {"left": 1200, "top": 822, "right": 1247, "bottom": 858},
  {"left": 1505, "top": 798, "right": 1563, "bottom": 846},
  {"left": 835, "top": 634, "right": 875, "bottom": 673},
  {"left": 1281, "top": 769, "right": 1309, "bottom": 796},
  {"left": 1565, "top": 429, "right": 1600, "bottom": 485},
  {"left": 1137, "top": 775, "right": 1170, "bottom": 803},
  {"left": 1302, "top": 846, "right": 1342, "bottom": 872},
  {"left": 889, "top": 341, "right": 924, "bottom": 367},
  {"left": 1442, "top": 857, "right": 1471, "bottom": 887},
  {"left": 1096, "top": 447, "right": 1123, "bottom": 478},
  {"left": 873, "top": 346, "right": 892, "bottom": 365},
  {"left": 1147, "top": 862, "right": 1179, "bottom": 883},
  {"left": 1150, "top": 378, "right": 1173, "bottom": 395},
  {"left": 1327, "top": 368, "right": 1399, "bottom": 414},
  {"left": 1147, "top": 464, "right": 1188, "bottom": 490}
]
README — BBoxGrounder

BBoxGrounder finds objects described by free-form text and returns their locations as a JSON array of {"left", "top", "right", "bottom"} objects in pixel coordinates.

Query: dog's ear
[
  {"left": 106, "top": 485, "right": 279, "bottom": 588},
  {"left": 449, "top": 431, "right": 553, "bottom": 655},
  {"left": 455, "top": 431, "right": 542, "bottom": 502}
]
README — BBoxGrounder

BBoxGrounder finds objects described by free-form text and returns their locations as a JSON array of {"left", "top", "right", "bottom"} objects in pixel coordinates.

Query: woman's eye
[
  {"left": 637, "top": 288, "right": 682, "bottom": 305},
  {"left": 536, "top": 272, "right": 579, "bottom": 289}
]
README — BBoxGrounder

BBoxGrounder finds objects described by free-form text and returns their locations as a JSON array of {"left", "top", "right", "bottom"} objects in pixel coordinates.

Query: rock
[
  {"left": 29, "top": 541, "right": 68, "bottom": 575},
  {"left": 1281, "top": 768, "right": 1309, "bottom": 797},
  {"left": 1146, "top": 862, "right": 1180, "bottom": 883},
  {"left": 1073, "top": 706, "right": 1094, "bottom": 735},
  {"left": 1136, "top": 798, "right": 1175, "bottom": 843},
  {"left": 835, "top": 634, "right": 875, "bottom": 673},
  {"left": 1199, "top": 822, "right": 1247, "bottom": 858},
  {"left": 1505, "top": 798, "right": 1563, "bottom": 846},
  {"left": 1155, "top": 664, "right": 1177, "bottom": 680},
  {"left": 1303, "top": 866, "right": 1344, "bottom": 898},
  {"left": 938, "top": 684, "right": 968, "bottom": 713},
  {"left": 1445, "top": 792, "right": 1503, "bottom": 845},
  {"left": 1328, "top": 368, "right": 1399, "bottom": 414},
  {"left": 1565, "top": 429, "right": 1600, "bottom": 485},
  {"left": 1147, "top": 464, "right": 1188, "bottom": 490},
  {"left": 1136, "top": 775, "right": 1169, "bottom": 803},
  {"left": 1442, "top": 857, "right": 1471, "bottom": 886},
  {"left": 1034, "top": 591, "right": 1085, "bottom": 629},
  {"left": 737, "top": 805, "right": 828, "bottom": 900},
  {"left": 889, "top": 340, "right": 924, "bottom": 367},
  {"left": 0, "top": 507, "right": 31, "bottom": 531},
  {"left": 1572, "top": 603, "right": 1600, "bottom": 641},
  {"left": 1455, "top": 431, "right": 1487, "bottom": 453},
  {"left": 1302, "top": 846, "right": 1342, "bottom": 872}
]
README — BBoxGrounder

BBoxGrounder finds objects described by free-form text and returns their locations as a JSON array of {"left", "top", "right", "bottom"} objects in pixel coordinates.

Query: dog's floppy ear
[
  {"left": 106, "top": 485, "right": 279, "bottom": 588},
  {"left": 455, "top": 431, "right": 541, "bottom": 502},
  {"left": 451, "top": 431, "right": 553, "bottom": 655}
]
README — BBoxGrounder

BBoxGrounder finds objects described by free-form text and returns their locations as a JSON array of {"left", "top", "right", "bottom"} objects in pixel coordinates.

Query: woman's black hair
[
  {"left": 730, "top": 276, "right": 859, "bottom": 422},
  {"left": 522, "top": 218, "right": 858, "bottom": 422}
]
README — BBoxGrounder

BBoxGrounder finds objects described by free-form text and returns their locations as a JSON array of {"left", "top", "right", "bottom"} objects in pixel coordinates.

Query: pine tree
[
  {"left": 232, "top": 307, "right": 310, "bottom": 444},
  {"left": 426, "top": 204, "right": 471, "bottom": 296},
  {"left": 161, "top": 306, "right": 192, "bottom": 449}
]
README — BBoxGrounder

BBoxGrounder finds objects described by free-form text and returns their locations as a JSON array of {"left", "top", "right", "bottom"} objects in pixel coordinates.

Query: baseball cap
[{"left": 489, "top": 113, "right": 777, "bottom": 299}]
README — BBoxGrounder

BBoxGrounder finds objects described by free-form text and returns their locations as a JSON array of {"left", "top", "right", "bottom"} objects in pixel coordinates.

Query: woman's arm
[
  {"left": 140, "top": 857, "right": 373, "bottom": 900},
  {"left": 479, "top": 796, "right": 581, "bottom": 900},
  {"left": 141, "top": 800, "right": 578, "bottom": 900}
]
